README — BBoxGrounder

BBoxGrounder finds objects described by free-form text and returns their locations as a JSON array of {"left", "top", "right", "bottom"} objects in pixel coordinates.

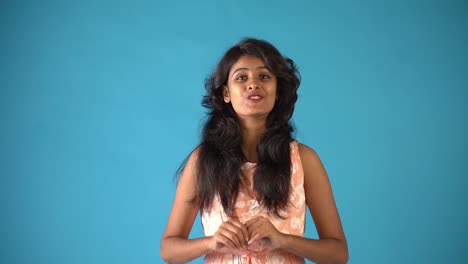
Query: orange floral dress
[{"left": 201, "top": 141, "right": 306, "bottom": 263}]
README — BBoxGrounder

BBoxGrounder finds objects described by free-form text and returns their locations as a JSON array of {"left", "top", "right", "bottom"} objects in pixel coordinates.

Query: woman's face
[{"left": 224, "top": 55, "right": 277, "bottom": 120}]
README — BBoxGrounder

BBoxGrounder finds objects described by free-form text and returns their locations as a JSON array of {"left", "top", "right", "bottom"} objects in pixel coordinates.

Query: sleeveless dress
[{"left": 201, "top": 141, "right": 306, "bottom": 263}]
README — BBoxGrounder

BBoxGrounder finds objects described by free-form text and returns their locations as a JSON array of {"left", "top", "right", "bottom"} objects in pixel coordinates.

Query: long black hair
[{"left": 185, "top": 38, "right": 300, "bottom": 217}]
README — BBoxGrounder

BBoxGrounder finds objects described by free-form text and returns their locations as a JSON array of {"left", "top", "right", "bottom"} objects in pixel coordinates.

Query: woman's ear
[{"left": 223, "top": 85, "right": 231, "bottom": 103}]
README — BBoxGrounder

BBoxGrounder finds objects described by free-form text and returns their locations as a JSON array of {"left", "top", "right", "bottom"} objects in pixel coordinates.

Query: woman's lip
[{"left": 247, "top": 94, "right": 264, "bottom": 100}]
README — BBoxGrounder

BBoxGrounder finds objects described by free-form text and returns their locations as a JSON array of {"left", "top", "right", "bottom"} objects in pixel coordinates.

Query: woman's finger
[
  {"left": 247, "top": 224, "right": 270, "bottom": 244},
  {"left": 219, "top": 224, "right": 243, "bottom": 248},
  {"left": 227, "top": 220, "right": 249, "bottom": 245},
  {"left": 215, "top": 232, "right": 237, "bottom": 249},
  {"left": 245, "top": 217, "right": 266, "bottom": 237}
]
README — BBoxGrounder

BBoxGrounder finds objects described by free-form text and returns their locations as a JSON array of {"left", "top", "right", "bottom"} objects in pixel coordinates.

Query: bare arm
[
  {"left": 160, "top": 149, "right": 250, "bottom": 263},
  {"left": 160, "top": 149, "right": 211, "bottom": 263},
  {"left": 287, "top": 143, "right": 348, "bottom": 263}
]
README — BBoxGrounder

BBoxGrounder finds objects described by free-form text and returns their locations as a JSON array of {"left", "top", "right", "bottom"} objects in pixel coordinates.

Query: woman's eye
[
  {"left": 259, "top": 74, "right": 270, "bottom": 80},
  {"left": 236, "top": 75, "right": 247, "bottom": 81}
]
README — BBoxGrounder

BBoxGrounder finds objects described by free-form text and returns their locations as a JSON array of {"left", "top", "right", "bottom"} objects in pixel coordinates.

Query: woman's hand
[
  {"left": 245, "top": 216, "right": 285, "bottom": 249},
  {"left": 209, "top": 219, "right": 249, "bottom": 251}
]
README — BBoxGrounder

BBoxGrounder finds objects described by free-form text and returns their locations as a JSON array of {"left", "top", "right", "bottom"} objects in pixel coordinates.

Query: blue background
[{"left": 2, "top": 0, "right": 467, "bottom": 263}]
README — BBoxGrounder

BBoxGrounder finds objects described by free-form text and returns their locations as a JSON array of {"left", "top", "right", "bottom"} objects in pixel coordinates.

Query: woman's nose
[{"left": 247, "top": 81, "right": 260, "bottom": 90}]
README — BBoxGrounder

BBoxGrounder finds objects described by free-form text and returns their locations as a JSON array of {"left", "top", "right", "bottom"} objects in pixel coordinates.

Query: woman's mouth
[{"left": 247, "top": 94, "right": 264, "bottom": 100}]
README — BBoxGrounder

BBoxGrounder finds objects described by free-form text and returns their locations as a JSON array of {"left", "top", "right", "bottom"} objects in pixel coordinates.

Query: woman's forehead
[{"left": 230, "top": 55, "right": 269, "bottom": 73}]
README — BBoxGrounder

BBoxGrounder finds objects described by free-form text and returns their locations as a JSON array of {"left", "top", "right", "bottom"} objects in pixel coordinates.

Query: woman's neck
[{"left": 239, "top": 117, "right": 267, "bottom": 163}]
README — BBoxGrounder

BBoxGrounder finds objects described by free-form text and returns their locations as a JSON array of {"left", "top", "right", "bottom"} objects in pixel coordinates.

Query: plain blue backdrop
[{"left": 2, "top": 0, "right": 467, "bottom": 263}]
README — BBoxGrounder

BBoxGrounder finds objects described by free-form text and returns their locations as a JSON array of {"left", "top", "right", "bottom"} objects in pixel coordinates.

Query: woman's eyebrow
[{"left": 231, "top": 66, "right": 268, "bottom": 77}]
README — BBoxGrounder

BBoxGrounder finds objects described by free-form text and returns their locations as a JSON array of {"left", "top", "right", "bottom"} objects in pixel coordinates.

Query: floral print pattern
[{"left": 202, "top": 142, "right": 306, "bottom": 263}]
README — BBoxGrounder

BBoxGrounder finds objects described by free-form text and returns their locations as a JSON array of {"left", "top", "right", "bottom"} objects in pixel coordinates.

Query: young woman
[{"left": 160, "top": 38, "right": 348, "bottom": 263}]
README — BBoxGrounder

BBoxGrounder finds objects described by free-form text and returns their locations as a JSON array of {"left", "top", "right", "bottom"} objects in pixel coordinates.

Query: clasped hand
[{"left": 209, "top": 216, "right": 284, "bottom": 251}]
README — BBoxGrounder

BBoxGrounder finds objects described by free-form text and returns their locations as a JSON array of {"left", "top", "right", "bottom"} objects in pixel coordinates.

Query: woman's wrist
[
  {"left": 277, "top": 232, "right": 292, "bottom": 249},
  {"left": 203, "top": 235, "right": 214, "bottom": 252}
]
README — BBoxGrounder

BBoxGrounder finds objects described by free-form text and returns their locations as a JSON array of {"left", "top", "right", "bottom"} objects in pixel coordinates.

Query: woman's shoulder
[
  {"left": 184, "top": 145, "right": 202, "bottom": 164},
  {"left": 295, "top": 141, "right": 323, "bottom": 167},
  {"left": 294, "top": 141, "right": 331, "bottom": 192},
  {"left": 293, "top": 140, "right": 316, "bottom": 154},
  {"left": 176, "top": 145, "right": 201, "bottom": 183}
]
